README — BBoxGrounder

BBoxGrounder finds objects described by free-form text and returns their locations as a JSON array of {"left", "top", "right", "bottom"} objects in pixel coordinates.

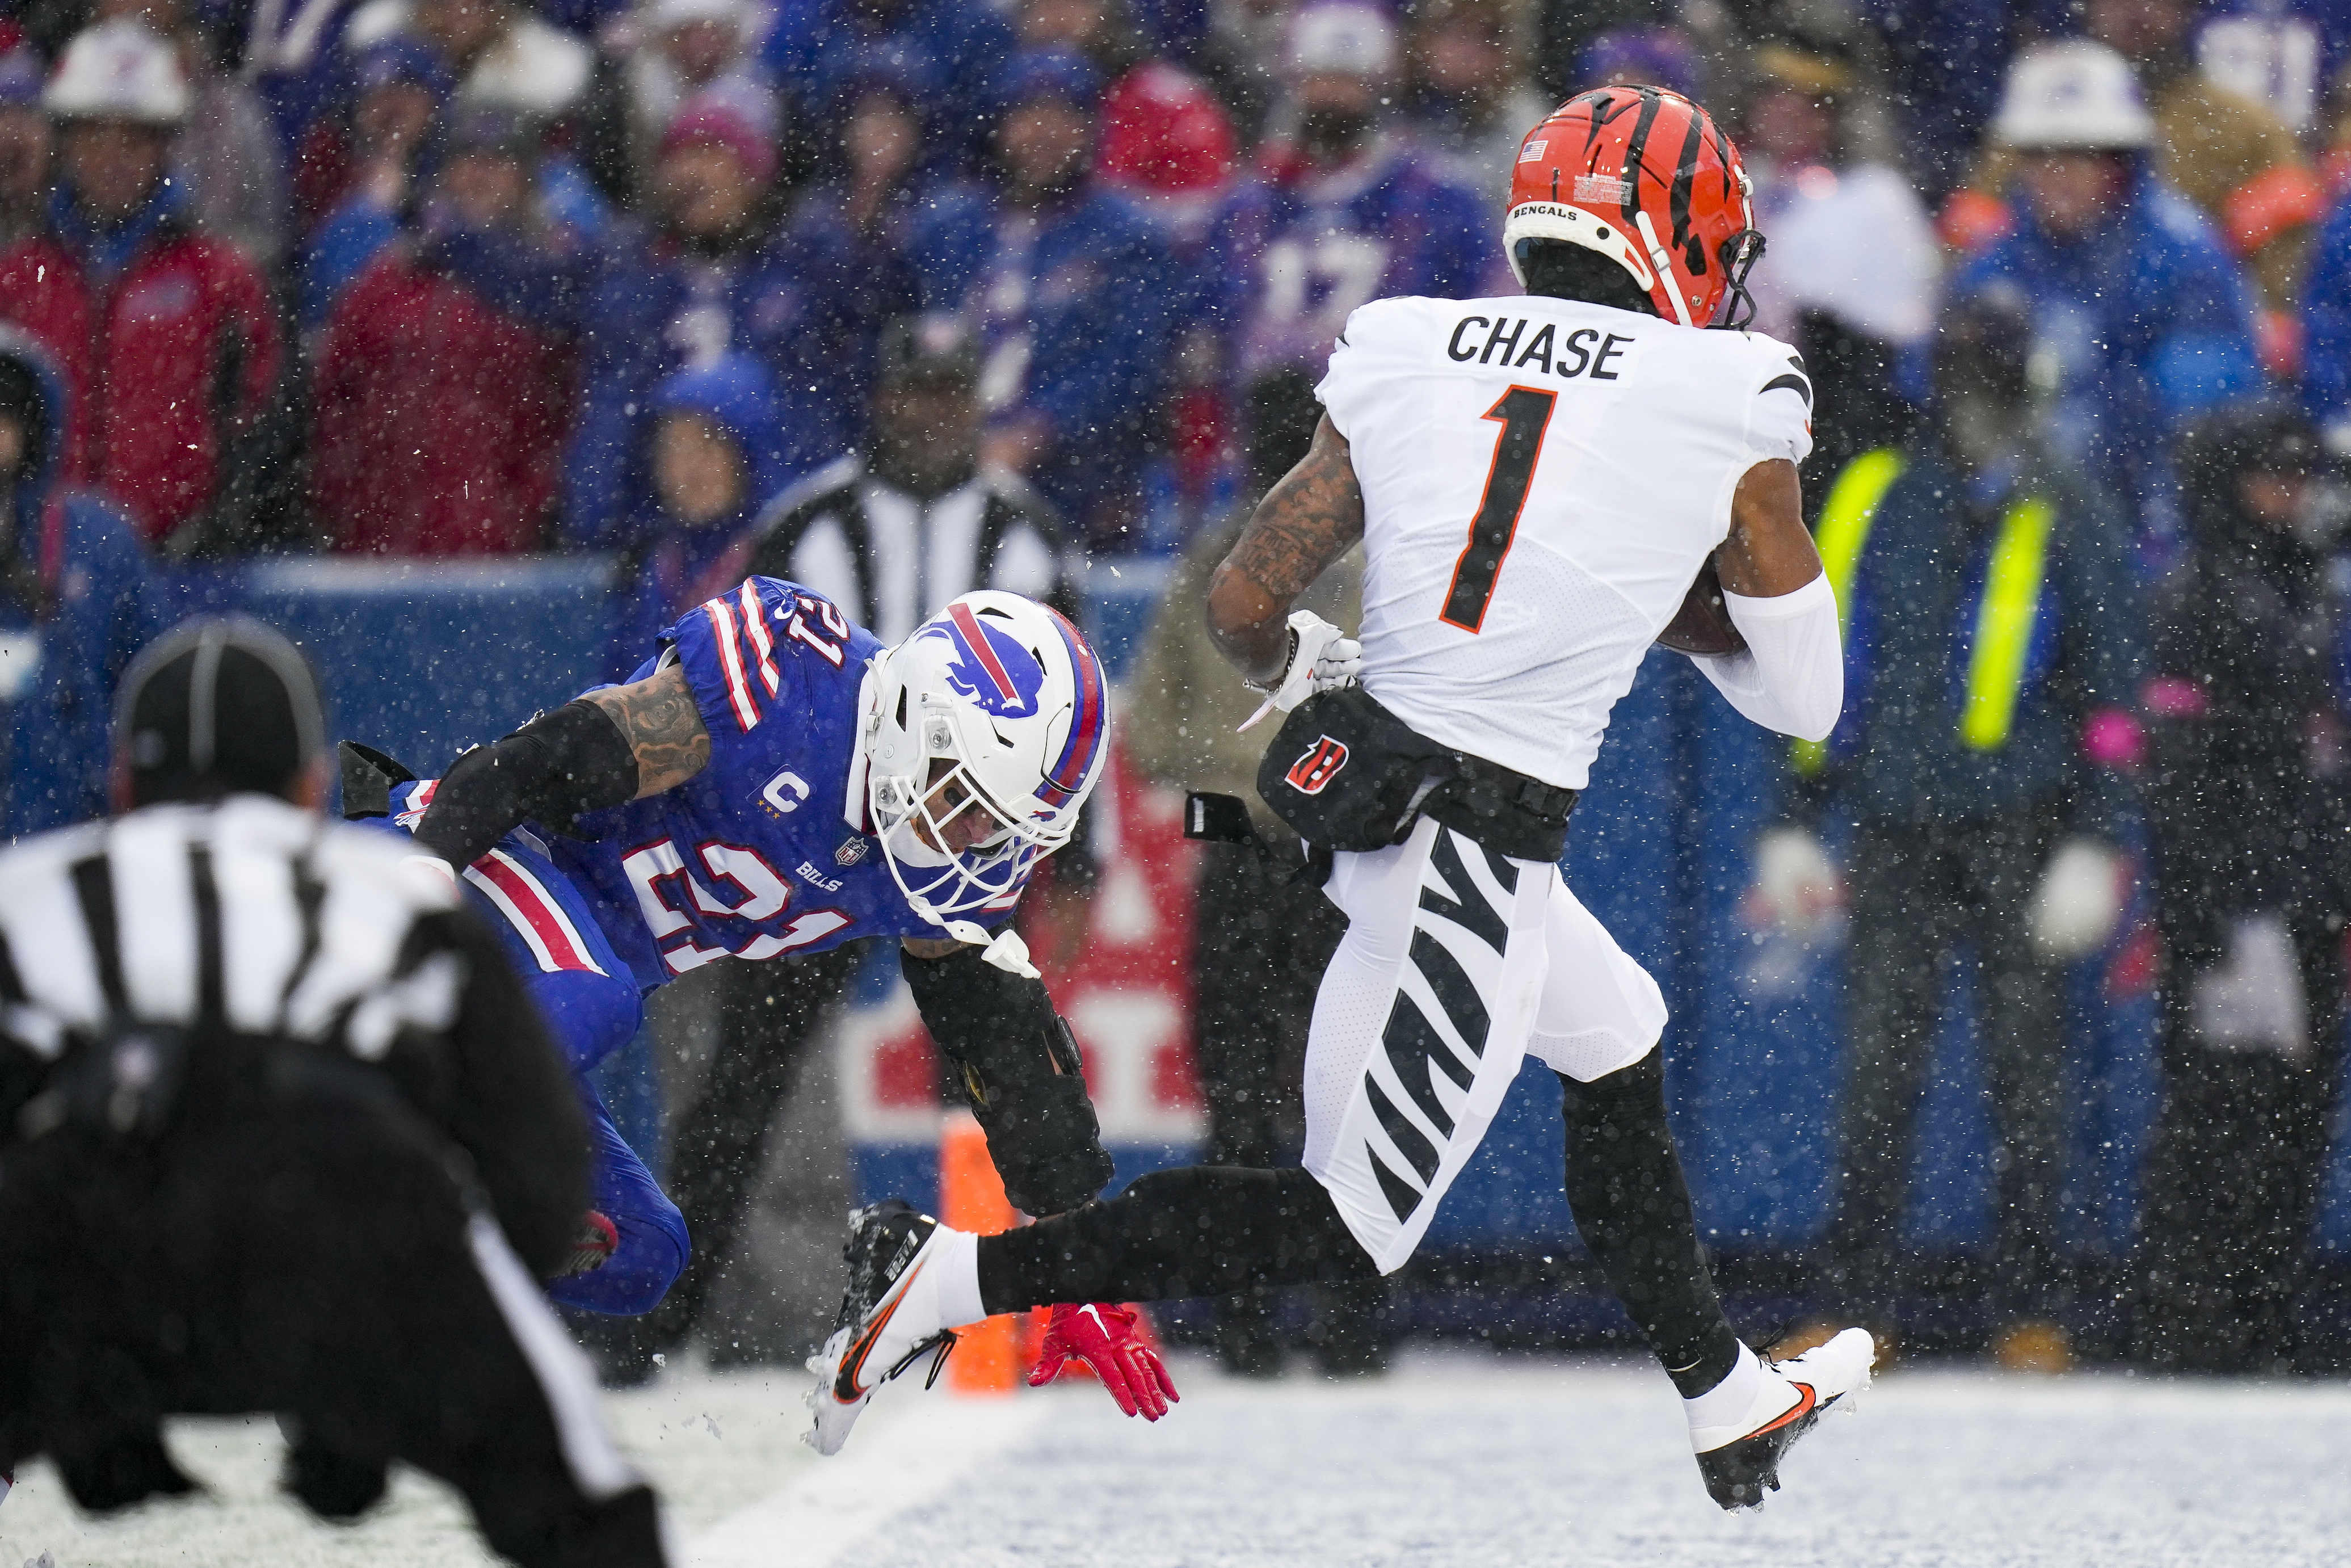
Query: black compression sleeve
[
  {"left": 1558, "top": 1056, "right": 1740, "bottom": 1396},
  {"left": 902, "top": 944, "right": 1114, "bottom": 1214},
  {"left": 976, "top": 1166, "right": 1378, "bottom": 1313},
  {"left": 411, "top": 700, "right": 638, "bottom": 871}
]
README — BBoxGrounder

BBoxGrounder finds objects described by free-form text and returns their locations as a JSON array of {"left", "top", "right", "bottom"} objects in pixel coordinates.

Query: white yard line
[{"left": 687, "top": 1390, "right": 1049, "bottom": 1568}]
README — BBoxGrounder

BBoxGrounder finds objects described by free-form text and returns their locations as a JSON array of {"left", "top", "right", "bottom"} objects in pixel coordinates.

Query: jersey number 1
[{"left": 1440, "top": 386, "right": 1557, "bottom": 633}]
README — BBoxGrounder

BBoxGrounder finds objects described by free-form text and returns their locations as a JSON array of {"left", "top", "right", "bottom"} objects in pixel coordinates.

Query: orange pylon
[{"left": 937, "top": 1110, "right": 1019, "bottom": 1394}]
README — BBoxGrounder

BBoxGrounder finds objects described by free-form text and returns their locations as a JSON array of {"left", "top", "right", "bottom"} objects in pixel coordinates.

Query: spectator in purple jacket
[
  {"left": 905, "top": 48, "right": 1177, "bottom": 547},
  {"left": 1205, "top": 2, "right": 1492, "bottom": 393}
]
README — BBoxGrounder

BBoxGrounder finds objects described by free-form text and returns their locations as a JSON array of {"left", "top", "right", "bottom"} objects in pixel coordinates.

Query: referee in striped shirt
[{"left": 0, "top": 618, "right": 668, "bottom": 1566}]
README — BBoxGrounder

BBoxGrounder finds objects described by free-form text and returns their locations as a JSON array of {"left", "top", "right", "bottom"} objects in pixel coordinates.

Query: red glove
[
  {"left": 1027, "top": 1302, "right": 1180, "bottom": 1420},
  {"left": 557, "top": 1210, "right": 618, "bottom": 1277}
]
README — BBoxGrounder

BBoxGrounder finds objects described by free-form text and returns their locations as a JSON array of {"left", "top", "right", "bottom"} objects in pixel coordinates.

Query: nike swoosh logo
[
  {"left": 834, "top": 1259, "right": 926, "bottom": 1403},
  {"left": 1750, "top": 1381, "right": 1816, "bottom": 1438}
]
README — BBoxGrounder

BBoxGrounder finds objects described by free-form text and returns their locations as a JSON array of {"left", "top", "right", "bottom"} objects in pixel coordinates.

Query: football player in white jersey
[{"left": 812, "top": 86, "right": 1874, "bottom": 1510}]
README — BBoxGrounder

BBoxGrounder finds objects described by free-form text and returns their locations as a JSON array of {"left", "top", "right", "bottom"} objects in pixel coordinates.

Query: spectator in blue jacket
[
  {"left": 762, "top": 0, "right": 1012, "bottom": 175},
  {"left": 1952, "top": 40, "right": 2266, "bottom": 565},
  {"left": 907, "top": 48, "right": 1176, "bottom": 548},
  {"left": 603, "top": 352, "right": 788, "bottom": 681},
  {"left": 1753, "top": 292, "right": 2142, "bottom": 1374},
  {"left": 0, "top": 326, "right": 158, "bottom": 840},
  {"left": 2299, "top": 191, "right": 2351, "bottom": 455}
]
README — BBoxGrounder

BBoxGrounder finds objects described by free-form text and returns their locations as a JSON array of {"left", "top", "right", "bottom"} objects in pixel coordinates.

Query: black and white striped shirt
[
  {"left": 0, "top": 797, "right": 464, "bottom": 1062},
  {"left": 0, "top": 796, "right": 587, "bottom": 1275}
]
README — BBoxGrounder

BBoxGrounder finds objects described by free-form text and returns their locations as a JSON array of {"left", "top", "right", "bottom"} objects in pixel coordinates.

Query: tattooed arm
[
  {"left": 1206, "top": 415, "right": 1366, "bottom": 685},
  {"left": 411, "top": 664, "right": 709, "bottom": 870},
  {"left": 582, "top": 661, "right": 713, "bottom": 796}
]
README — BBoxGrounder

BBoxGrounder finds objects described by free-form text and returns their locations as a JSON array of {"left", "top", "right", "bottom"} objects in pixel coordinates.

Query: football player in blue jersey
[{"left": 343, "top": 581, "right": 1178, "bottom": 1421}]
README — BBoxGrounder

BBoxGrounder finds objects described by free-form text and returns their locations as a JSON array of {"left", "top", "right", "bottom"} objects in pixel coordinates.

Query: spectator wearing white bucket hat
[
  {"left": 1946, "top": 39, "right": 2266, "bottom": 564},
  {"left": 0, "top": 19, "right": 287, "bottom": 553}
]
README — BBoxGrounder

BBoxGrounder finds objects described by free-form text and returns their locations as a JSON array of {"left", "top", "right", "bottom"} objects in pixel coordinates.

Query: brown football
[{"left": 1654, "top": 557, "right": 1747, "bottom": 656}]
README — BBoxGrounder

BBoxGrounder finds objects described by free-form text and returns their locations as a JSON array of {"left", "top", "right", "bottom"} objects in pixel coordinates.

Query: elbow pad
[
  {"left": 413, "top": 700, "right": 639, "bottom": 871},
  {"left": 902, "top": 943, "right": 1114, "bottom": 1215},
  {"left": 1710, "top": 575, "right": 1844, "bottom": 742}
]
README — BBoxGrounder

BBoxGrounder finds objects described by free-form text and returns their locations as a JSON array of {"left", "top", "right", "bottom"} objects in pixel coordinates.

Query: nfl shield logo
[{"left": 835, "top": 837, "right": 870, "bottom": 867}]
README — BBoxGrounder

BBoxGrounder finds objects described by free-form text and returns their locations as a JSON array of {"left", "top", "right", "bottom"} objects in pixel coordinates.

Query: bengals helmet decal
[{"left": 1504, "top": 86, "right": 1764, "bottom": 331}]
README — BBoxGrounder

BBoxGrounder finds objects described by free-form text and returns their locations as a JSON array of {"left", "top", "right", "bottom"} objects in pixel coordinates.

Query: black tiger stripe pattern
[{"left": 1360, "top": 830, "right": 1520, "bottom": 1220}]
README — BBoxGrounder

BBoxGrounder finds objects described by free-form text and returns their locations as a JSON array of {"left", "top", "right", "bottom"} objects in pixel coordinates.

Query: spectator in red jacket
[
  {"left": 0, "top": 22, "right": 284, "bottom": 553},
  {"left": 311, "top": 108, "right": 571, "bottom": 555}
]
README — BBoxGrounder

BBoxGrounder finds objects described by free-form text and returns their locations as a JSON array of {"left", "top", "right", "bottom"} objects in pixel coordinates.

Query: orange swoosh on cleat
[
  {"left": 1749, "top": 1381, "right": 1816, "bottom": 1438},
  {"left": 834, "top": 1260, "right": 925, "bottom": 1403}
]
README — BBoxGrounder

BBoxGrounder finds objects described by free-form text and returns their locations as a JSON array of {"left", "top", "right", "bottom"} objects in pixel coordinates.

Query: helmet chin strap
[
  {"left": 1633, "top": 211, "right": 1696, "bottom": 327},
  {"left": 910, "top": 898, "right": 1039, "bottom": 978}
]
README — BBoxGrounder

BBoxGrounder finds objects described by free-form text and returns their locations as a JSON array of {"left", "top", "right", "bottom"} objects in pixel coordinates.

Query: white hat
[
  {"left": 644, "top": 0, "right": 747, "bottom": 32},
  {"left": 1285, "top": 2, "right": 1397, "bottom": 79},
  {"left": 44, "top": 19, "right": 191, "bottom": 127},
  {"left": 1993, "top": 40, "right": 2155, "bottom": 150}
]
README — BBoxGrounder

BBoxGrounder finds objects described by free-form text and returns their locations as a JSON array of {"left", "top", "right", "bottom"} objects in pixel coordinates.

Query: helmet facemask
[
  {"left": 869, "top": 702, "right": 1062, "bottom": 933},
  {"left": 1713, "top": 228, "right": 1767, "bottom": 331}
]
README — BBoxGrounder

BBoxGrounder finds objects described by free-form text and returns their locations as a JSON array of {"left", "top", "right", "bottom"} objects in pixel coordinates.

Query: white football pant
[{"left": 1303, "top": 817, "right": 1668, "bottom": 1272}]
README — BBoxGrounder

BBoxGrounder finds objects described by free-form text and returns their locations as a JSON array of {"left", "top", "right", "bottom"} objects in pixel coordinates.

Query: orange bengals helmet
[{"left": 1505, "top": 86, "right": 1764, "bottom": 330}]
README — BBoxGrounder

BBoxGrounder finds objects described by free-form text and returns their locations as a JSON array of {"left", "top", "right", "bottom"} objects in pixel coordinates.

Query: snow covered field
[{"left": 5, "top": 1349, "right": 2348, "bottom": 1568}]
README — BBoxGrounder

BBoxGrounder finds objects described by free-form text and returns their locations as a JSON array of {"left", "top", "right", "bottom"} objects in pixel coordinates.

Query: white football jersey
[{"left": 1315, "top": 293, "right": 1813, "bottom": 790}]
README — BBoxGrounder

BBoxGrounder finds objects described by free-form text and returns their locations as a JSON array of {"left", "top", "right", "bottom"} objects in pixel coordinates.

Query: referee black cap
[{"left": 115, "top": 617, "right": 325, "bottom": 804}]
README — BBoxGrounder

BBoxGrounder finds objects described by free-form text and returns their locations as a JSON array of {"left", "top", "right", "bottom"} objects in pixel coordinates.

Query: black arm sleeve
[
  {"left": 415, "top": 908, "right": 591, "bottom": 1276},
  {"left": 901, "top": 944, "right": 1114, "bottom": 1214},
  {"left": 411, "top": 700, "right": 639, "bottom": 870}
]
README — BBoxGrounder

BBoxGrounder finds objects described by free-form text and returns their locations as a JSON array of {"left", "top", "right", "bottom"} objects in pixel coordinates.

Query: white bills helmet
[{"left": 859, "top": 591, "right": 1109, "bottom": 946}]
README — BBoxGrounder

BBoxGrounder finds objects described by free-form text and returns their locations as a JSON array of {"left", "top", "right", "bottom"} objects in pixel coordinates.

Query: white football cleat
[
  {"left": 1690, "top": 1327, "right": 1874, "bottom": 1510},
  {"left": 804, "top": 1200, "right": 962, "bottom": 1456}
]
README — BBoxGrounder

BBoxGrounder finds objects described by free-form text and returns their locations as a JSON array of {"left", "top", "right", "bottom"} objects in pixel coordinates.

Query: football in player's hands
[{"left": 1655, "top": 558, "right": 1748, "bottom": 657}]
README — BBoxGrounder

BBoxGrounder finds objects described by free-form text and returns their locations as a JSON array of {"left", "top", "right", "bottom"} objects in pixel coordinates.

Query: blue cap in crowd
[
  {"left": 995, "top": 47, "right": 1101, "bottom": 113},
  {"left": 1575, "top": 26, "right": 1700, "bottom": 101},
  {"left": 651, "top": 352, "right": 789, "bottom": 505},
  {"left": 352, "top": 35, "right": 458, "bottom": 107}
]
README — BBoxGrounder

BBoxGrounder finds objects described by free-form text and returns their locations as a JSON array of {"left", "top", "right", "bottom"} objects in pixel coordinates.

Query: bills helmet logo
[
  {"left": 1285, "top": 737, "right": 1349, "bottom": 795},
  {"left": 925, "top": 602, "right": 1046, "bottom": 718}
]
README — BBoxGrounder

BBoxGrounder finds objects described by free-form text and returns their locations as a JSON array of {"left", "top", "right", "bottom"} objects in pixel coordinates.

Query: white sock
[
  {"left": 930, "top": 1228, "right": 989, "bottom": 1329},
  {"left": 1681, "top": 1342, "right": 1773, "bottom": 1440}
]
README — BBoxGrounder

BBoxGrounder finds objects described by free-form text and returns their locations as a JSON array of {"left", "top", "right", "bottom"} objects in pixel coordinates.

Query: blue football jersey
[{"left": 546, "top": 577, "right": 1026, "bottom": 990}]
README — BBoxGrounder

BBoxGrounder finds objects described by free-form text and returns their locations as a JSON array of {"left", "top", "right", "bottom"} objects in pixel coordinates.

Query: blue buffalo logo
[{"left": 927, "top": 603, "right": 1046, "bottom": 718}]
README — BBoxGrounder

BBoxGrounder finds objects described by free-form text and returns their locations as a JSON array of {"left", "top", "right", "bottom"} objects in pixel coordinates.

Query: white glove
[
  {"left": 2028, "top": 838, "right": 2124, "bottom": 960},
  {"left": 1238, "top": 611, "right": 1362, "bottom": 731},
  {"left": 1746, "top": 827, "right": 1845, "bottom": 937}
]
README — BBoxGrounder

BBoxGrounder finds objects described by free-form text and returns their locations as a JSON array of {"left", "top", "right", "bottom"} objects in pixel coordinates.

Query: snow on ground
[{"left": 4, "top": 1349, "right": 2348, "bottom": 1568}]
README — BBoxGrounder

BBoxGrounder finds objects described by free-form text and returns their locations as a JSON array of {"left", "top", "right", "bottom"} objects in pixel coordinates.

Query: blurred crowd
[
  {"left": 2, "top": 0, "right": 2351, "bottom": 1374},
  {"left": 5, "top": 0, "right": 2348, "bottom": 569}
]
